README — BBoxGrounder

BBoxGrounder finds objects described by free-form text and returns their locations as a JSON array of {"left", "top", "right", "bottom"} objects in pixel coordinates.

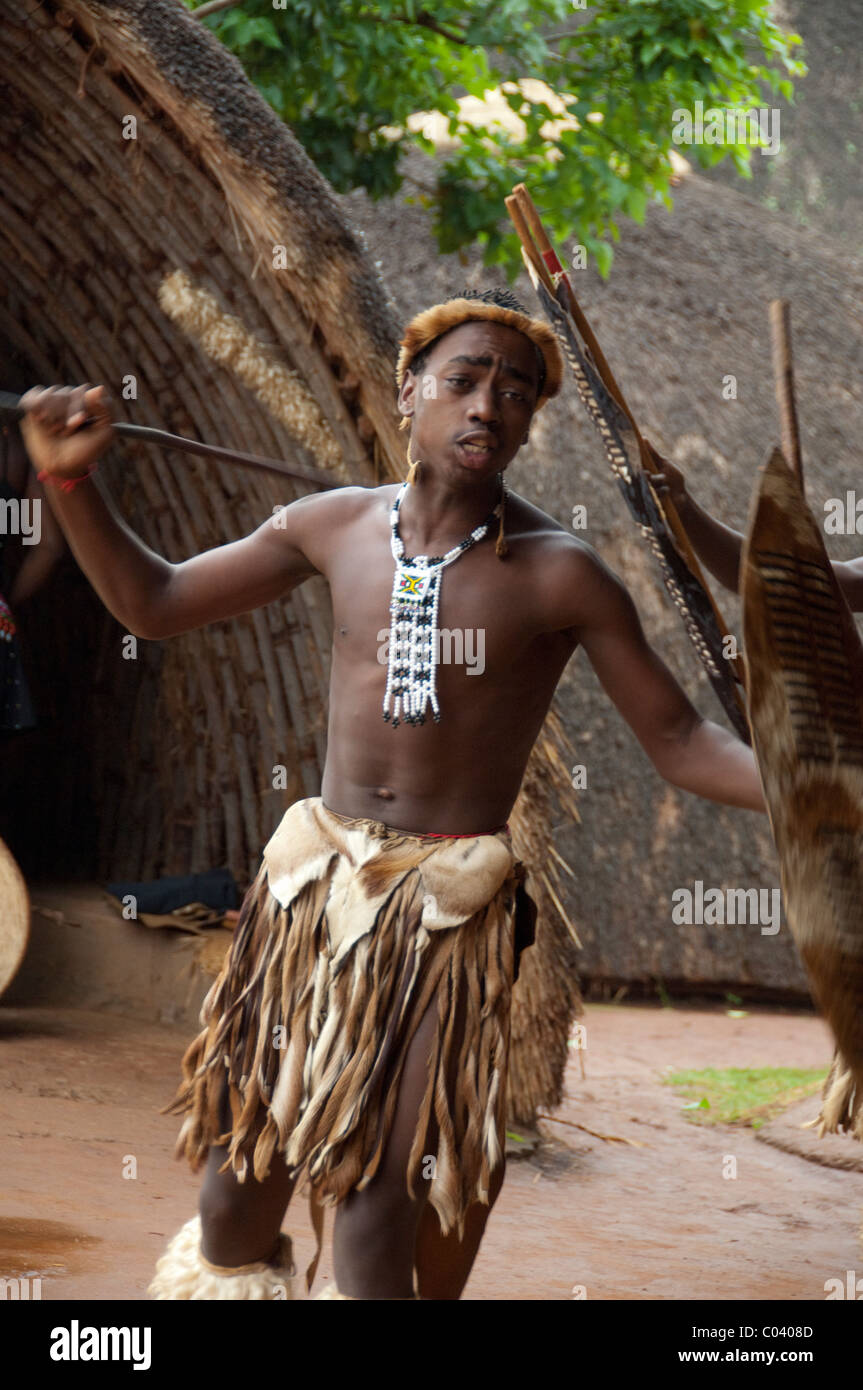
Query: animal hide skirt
[{"left": 164, "top": 797, "right": 537, "bottom": 1238}]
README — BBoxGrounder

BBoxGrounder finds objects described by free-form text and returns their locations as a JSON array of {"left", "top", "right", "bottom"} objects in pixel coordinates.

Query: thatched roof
[{"left": 1, "top": 0, "right": 582, "bottom": 1123}]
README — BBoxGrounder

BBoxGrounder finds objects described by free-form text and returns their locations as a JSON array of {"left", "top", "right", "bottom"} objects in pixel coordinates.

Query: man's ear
[{"left": 397, "top": 373, "right": 417, "bottom": 424}]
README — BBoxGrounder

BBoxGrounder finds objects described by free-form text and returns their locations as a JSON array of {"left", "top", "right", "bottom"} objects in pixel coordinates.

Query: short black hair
[{"left": 407, "top": 287, "right": 546, "bottom": 399}]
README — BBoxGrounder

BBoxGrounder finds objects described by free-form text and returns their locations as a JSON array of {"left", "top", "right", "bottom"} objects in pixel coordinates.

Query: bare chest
[{"left": 325, "top": 536, "right": 572, "bottom": 692}]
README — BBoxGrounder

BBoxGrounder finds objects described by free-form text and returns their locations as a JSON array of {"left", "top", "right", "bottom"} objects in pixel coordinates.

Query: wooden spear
[{"left": 0, "top": 390, "right": 341, "bottom": 492}]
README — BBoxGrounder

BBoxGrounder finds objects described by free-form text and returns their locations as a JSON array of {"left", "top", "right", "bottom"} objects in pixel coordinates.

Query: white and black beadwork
[{"left": 382, "top": 478, "right": 504, "bottom": 726}]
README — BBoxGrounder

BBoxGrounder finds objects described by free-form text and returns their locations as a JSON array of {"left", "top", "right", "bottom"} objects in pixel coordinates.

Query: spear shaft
[{"left": 0, "top": 390, "right": 341, "bottom": 492}]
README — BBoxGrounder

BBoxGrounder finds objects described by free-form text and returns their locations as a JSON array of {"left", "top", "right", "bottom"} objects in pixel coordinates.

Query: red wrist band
[{"left": 37, "top": 464, "right": 97, "bottom": 493}]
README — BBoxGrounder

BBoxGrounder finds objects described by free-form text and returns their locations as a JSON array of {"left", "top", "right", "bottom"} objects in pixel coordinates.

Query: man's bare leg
[
  {"left": 414, "top": 973, "right": 507, "bottom": 1299},
  {"left": 414, "top": 1167, "right": 505, "bottom": 1300},
  {"left": 332, "top": 983, "right": 507, "bottom": 1299},
  {"left": 331, "top": 999, "right": 442, "bottom": 1299},
  {"left": 198, "top": 1085, "right": 297, "bottom": 1267}
]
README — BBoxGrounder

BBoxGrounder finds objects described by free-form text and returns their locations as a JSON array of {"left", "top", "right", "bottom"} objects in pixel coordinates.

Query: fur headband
[{"left": 396, "top": 298, "right": 564, "bottom": 412}]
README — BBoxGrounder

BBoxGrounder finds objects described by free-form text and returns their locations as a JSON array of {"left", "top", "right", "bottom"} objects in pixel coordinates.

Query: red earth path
[{"left": 2, "top": 1001, "right": 860, "bottom": 1301}]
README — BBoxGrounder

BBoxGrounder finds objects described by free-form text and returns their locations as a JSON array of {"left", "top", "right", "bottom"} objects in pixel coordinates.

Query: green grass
[{"left": 663, "top": 1067, "right": 828, "bottom": 1130}]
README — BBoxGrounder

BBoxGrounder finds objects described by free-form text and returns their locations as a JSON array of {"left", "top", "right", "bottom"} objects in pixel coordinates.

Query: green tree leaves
[{"left": 185, "top": 0, "right": 804, "bottom": 278}]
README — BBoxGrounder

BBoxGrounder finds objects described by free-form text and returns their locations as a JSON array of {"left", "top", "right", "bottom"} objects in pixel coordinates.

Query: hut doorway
[
  {"left": 0, "top": 345, "right": 166, "bottom": 885},
  {"left": 0, "top": 524, "right": 157, "bottom": 885}
]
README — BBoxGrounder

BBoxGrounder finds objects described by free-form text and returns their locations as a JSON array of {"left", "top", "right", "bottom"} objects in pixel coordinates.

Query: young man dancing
[{"left": 21, "top": 288, "right": 765, "bottom": 1301}]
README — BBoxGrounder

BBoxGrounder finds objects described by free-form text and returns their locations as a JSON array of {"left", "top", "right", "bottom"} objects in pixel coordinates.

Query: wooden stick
[
  {"left": 0, "top": 389, "right": 340, "bottom": 491},
  {"left": 504, "top": 193, "right": 553, "bottom": 290},
  {"left": 536, "top": 1113, "right": 646, "bottom": 1146},
  {"left": 769, "top": 299, "right": 803, "bottom": 487},
  {"left": 511, "top": 184, "right": 629, "bottom": 417},
  {"left": 506, "top": 185, "right": 747, "bottom": 710}
]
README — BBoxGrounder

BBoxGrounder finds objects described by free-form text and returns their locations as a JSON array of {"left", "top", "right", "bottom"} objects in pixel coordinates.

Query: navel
[{"left": 373, "top": 786, "right": 395, "bottom": 801}]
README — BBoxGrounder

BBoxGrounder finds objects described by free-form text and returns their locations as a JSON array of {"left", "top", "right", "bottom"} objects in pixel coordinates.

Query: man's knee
[
  {"left": 199, "top": 1161, "right": 292, "bottom": 1266},
  {"left": 199, "top": 1171, "right": 250, "bottom": 1230},
  {"left": 199, "top": 1166, "right": 268, "bottom": 1253},
  {"left": 199, "top": 1148, "right": 290, "bottom": 1220},
  {"left": 338, "top": 1170, "right": 421, "bottom": 1241}
]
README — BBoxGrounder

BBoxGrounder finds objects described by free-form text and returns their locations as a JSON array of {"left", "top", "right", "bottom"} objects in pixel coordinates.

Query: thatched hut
[{"left": 0, "top": 0, "right": 581, "bottom": 1124}]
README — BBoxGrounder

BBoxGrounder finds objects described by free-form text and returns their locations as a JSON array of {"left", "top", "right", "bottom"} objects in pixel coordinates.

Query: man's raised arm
[
  {"left": 651, "top": 454, "right": 744, "bottom": 594},
  {"left": 554, "top": 541, "right": 764, "bottom": 812},
  {"left": 653, "top": 451, "right": 863, "bottom": 612},
  {"left": 19, "top": 384, "right": 324, "bottom": 640}
]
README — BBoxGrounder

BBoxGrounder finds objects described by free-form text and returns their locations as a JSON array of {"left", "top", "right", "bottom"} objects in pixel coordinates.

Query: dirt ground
[{"left": 3, "top": 1000, "right": 861, "bottom": 1302}]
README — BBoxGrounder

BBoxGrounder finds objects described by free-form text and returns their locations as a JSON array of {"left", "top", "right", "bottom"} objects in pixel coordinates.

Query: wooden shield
[
  {"left": 0, "top": 835, "right": 30, "bottom": 997},
  {"left": 742, "top": 447, "right": 863, "bottom": 1088}
]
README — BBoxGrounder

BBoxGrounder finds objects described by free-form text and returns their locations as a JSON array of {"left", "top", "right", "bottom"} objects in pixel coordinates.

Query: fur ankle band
[{"left": 148, "top": 1216, "right": 294, "bottom": 1300}]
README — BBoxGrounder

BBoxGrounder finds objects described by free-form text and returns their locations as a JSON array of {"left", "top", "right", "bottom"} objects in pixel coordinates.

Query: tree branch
[
  {"left": 415, "top": 10, "right": 469, "bottom": 45},
  {"left": 193, "top": 0, "right": 244, "bottom": 19},
  {"left": 363, "top": 11, "right": 470, "bottom": 46},
  {"left": 193, "top": 1, "right": 469, "bottom": 45},
  {"left": 402, "top": 169, "right": 439, "bottom": 197}
]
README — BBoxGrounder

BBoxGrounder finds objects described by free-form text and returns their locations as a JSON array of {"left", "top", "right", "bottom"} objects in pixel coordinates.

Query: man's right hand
[
  {"left": 19, "top": 384, "right": 114, "bottom": 480},
  {"left": 650, "top": 449, "right": 690, "bottom": 515}
]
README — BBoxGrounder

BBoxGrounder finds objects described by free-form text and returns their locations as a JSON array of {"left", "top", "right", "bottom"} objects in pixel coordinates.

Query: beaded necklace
[{"left": 382, "top": 477, "right": 505, "bottom": 727}]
